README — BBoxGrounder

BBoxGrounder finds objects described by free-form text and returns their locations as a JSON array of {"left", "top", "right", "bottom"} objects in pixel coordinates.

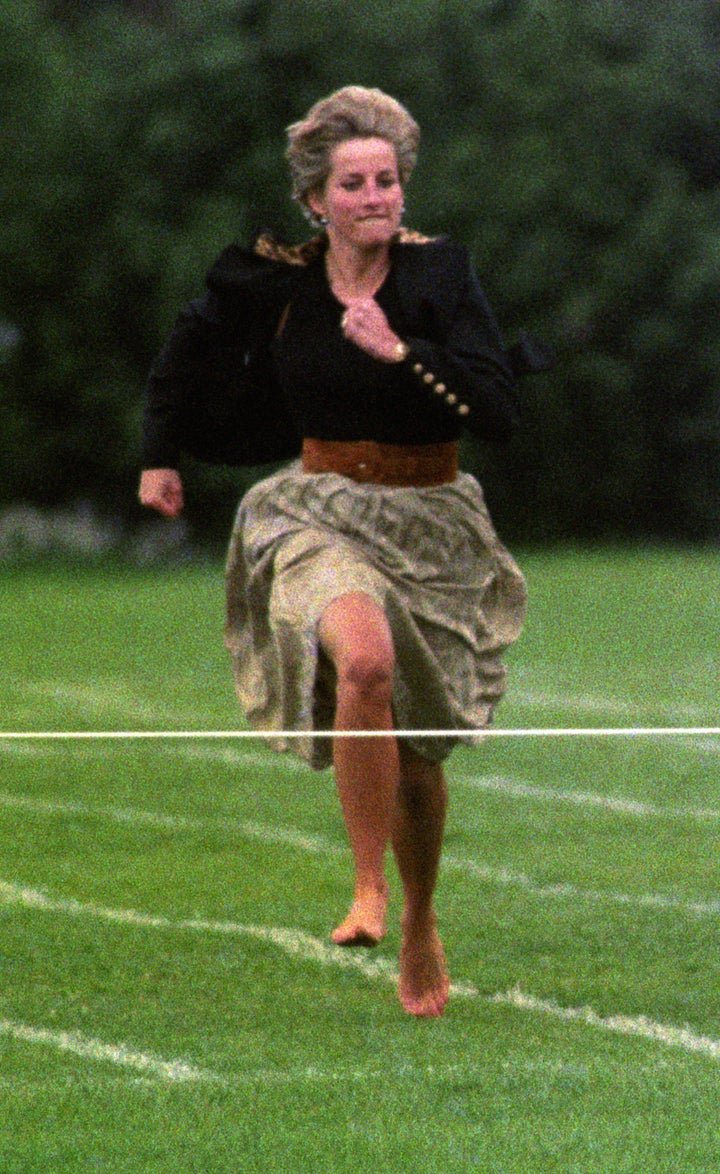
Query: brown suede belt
[{"left": 301, "top": 438, "right": 459, "bottom": 487}]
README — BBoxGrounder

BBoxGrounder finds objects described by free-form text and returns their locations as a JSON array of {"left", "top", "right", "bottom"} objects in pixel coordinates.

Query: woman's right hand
[{"left": 139, "top": 468, "right": 184, "bottom": 518}]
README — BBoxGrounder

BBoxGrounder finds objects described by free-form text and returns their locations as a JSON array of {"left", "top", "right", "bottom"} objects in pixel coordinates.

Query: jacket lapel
[{"left": 391, "top": 237, "right": 464, "bottom": 341}]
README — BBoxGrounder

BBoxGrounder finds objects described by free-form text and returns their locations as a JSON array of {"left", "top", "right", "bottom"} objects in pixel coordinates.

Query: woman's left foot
[{"left": 398, "top": 912, "right": 450, "bottom": 1017}]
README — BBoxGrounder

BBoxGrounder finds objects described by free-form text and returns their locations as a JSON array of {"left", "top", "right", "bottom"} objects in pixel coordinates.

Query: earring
[{"left": 301, "top": 205, "right": 328, "bottom": 229}]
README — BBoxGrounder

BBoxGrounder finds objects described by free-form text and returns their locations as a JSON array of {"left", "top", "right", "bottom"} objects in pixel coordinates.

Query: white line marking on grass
[
  {"left": 0, "top": 740, "right": 46, "bottom": 757},
  {"left": 3, "top": 790, "right": 719, "bottom": 918},
  {"left": 0, "top": 739, "right": 313, "bottom": 774},
  {"left": 222, "top": 1062, "right": 474, "bottom": 1086},
  {"left": 0, "top": 791, "right": 344, "bottom": 858},
  {"left": 177, "top": 743, "right": 310, "bottom": 772},
  {"left": 3, "top": 880, "right": 720, "bottom": 1068},
  {"left": 7, "top": 678, "right": 188, "bottom": 727},
  {"left": 492, "top": 988, "right": 720, "bottom": 1062},
  {"left": 512, "top": 685, "right": 715, "bottom": 725},
  {"left": 441, "top": 852, "right": 720, "bottom": 917},
  {"left": 683, "top": 737, "right": 720, "bottom": 755},
  {"left": 455, "top": 773, "right": 720, "bottom": 824},
  {"left": 0, "top": 878, "right": 476, "bottom": 997},
  {"left": 0, "top": 1065, "right": 455, "bottom": 1093},
  {"left": 0, "top": 1018, "right": 222, "bottom": 1084}
]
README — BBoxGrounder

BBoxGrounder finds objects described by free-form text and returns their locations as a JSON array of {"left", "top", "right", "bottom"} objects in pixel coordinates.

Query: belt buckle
[
  {"left": 353, "top": 442, "right": 376, "bottom": 483},
  {"left": 354, "top": 458, "right": 373, "bottom": 483}
]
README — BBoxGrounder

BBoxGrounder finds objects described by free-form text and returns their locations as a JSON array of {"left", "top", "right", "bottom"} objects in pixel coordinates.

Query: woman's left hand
[{"left": 341, "top": 299, "right": 405, "bottom": 363}]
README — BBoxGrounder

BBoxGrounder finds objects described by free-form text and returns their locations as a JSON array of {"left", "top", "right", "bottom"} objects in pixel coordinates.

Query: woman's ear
[{"left": 307, "top": 187, "right": 327, "bottom": 223}]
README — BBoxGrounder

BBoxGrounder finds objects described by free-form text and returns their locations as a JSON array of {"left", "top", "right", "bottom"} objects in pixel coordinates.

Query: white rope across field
[{"left": 0, "top": 726, "right": 719, "bottom": 741}]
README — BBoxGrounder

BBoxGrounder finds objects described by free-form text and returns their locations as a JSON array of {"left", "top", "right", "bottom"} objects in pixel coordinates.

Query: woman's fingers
[
  {"left": 341, "top": 300, "right": 400, "bottom": 362},
  {"left": 139, "top": 468, "right": 184, "bottom": 517}
]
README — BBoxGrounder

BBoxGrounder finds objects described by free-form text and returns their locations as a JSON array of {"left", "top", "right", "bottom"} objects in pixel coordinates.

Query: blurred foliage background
[{"left": 1, "top": 0, "right": 719, "bottom": 550}]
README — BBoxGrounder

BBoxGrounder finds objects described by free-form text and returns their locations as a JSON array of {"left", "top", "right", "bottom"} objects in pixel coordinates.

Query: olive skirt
[{"left": 224, "top": 462, "right": 527, "bottom": 769}]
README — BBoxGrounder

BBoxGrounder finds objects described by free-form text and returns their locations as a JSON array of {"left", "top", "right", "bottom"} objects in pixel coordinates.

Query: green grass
[{"left": 1, "top": 548, "right": 719, "bottom": 1172}]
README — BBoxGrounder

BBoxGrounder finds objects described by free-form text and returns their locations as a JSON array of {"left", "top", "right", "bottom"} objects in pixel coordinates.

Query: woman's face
[{"left": 309, "top": 136, "right": 404, "bottom": 250}]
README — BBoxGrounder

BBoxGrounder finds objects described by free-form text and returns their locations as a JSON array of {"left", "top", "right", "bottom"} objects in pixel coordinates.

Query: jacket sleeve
[
  {"left": 400, "top": 246, "right": 521, "bottom": 443},
  {"left": 140, "top": 292, "right": 223, "bottom": 468}
]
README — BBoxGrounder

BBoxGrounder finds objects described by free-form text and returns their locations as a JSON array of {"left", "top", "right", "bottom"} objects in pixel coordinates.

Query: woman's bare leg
[
  {"left": 318, "top": 592, "right": 399, "bottom": 946},
  {"left": 392, "top": 742, "right": 450, "bottom": 1017}
]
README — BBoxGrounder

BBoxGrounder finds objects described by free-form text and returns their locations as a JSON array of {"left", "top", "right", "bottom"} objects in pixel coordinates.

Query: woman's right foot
[{"left": 330, "top": 881, "right": 389, "bottom": 947}]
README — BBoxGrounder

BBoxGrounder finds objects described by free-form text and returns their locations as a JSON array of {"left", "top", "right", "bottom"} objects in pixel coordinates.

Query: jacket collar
[{"left": 205, "top": 227, "right": 441, "bottom": 300}]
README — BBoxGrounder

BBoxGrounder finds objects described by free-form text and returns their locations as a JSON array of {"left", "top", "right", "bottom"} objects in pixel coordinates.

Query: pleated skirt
[{"left": 224, "top": 462, "right": 527, "bottom": 769}]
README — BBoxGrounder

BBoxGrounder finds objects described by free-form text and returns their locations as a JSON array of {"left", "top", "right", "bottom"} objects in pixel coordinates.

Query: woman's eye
[{"left": 339, "top": 175, "right": 397, "bottom": 192}]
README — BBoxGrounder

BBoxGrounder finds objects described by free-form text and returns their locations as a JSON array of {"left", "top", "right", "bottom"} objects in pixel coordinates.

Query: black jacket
[{"left": 141, "top": 231, "right": 551, "bottom": 468}]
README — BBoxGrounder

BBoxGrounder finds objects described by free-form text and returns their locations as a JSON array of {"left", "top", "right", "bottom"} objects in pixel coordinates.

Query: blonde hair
[{"left": 286, "top": 86, "right": 420, "bottom": 221}]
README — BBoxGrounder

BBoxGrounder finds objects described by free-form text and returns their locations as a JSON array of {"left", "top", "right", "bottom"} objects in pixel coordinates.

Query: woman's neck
[{"left": 324, "top": 239, "right": 391, "bottom": 304}]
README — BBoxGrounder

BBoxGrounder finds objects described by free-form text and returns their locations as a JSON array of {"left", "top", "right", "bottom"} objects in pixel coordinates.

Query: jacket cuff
[{"left": 402, "top": 339, "right": 473, "bottom": 422}]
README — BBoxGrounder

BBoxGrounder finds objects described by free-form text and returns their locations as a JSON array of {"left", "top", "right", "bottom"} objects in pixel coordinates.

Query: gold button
[
  {"left": 446, "top": 393, "right": 457, "bottom": 405},
  {"left": 423, "top": 372, "right": 435, "bottom": 384},
  {"left": 435, "top": 383, "right": 446, "bottom": 394},
  {"left": 413, "top": 363, "right": 424, "bottom": 375},
  {"left": 458, "top": 404, "right": 470, "bottom": 416}
]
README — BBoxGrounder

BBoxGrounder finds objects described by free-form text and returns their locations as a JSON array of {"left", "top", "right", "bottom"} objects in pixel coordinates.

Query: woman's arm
[
  {"left": 140, "top": 293, "right": 224, "bottom": 470},
  {"left": 399, "top": 249, "right": 521, "bottom": 443},
  {"left": 139, "top": 298, "right": 219, "bottom": 517}
]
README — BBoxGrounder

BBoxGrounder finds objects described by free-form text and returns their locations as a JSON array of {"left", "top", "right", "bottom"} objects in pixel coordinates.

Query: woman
[{"left": 140, "top": 86, "right": 542, "bottom": 1018}]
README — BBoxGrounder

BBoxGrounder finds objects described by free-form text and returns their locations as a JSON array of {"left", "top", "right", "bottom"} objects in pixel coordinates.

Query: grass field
[{"left": 1, "top": 546, "right": 719, "bottom": 1172}]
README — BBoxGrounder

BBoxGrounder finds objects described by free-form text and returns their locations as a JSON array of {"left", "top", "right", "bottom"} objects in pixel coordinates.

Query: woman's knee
[
  {"left": 341, "top": 647, "right": 394, "bottom": 705},
  {"left": 319, "top": 593, "right": 395, "bottom": 706}
]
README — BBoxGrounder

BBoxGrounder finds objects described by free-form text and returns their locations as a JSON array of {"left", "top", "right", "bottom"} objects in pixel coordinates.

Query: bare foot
[
  {"left": 398, "top": 912, "right": 450, "bottom": 1018},
  {"left": 331, "top": 881, "right": 388, "bottom": 947}
]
